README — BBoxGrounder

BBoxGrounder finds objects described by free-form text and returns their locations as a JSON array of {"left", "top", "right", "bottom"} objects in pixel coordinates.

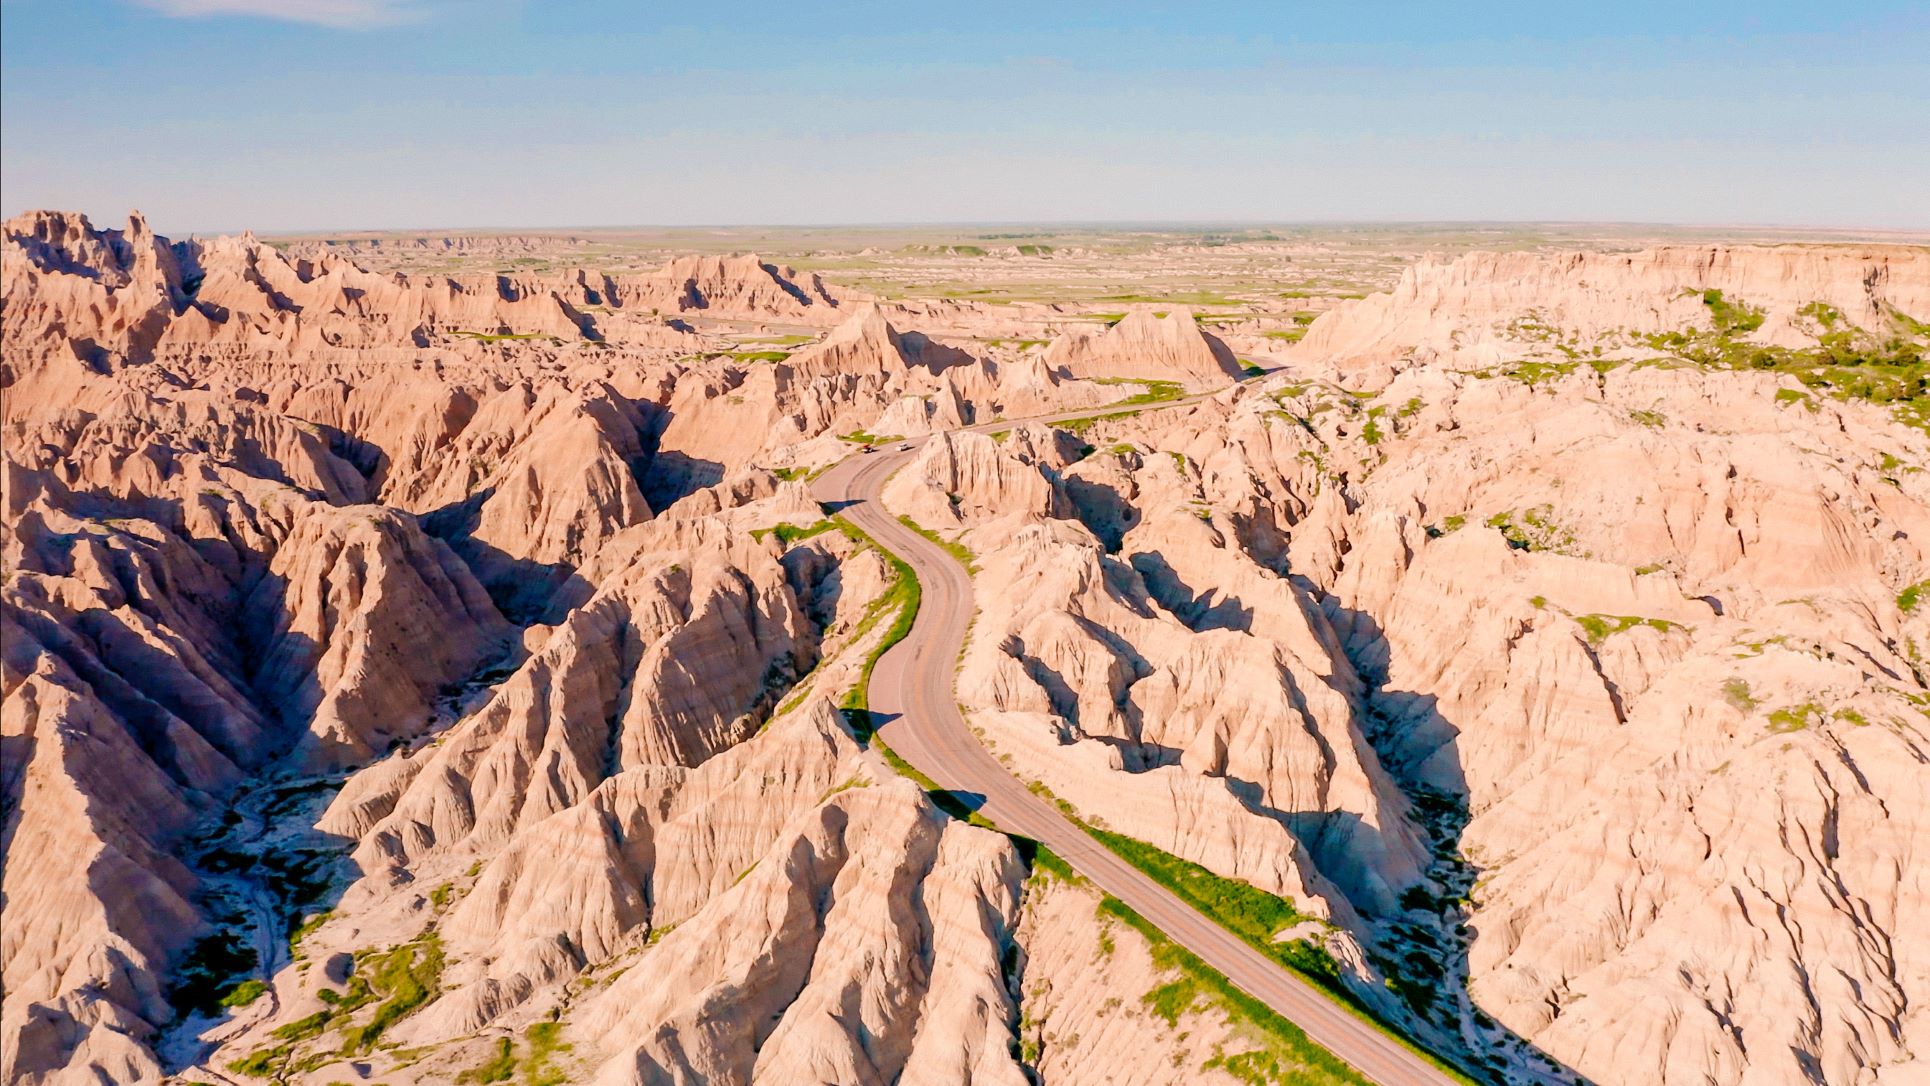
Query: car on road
[{"left": 897, "top": 443, "right": 913, "bottom": 451}]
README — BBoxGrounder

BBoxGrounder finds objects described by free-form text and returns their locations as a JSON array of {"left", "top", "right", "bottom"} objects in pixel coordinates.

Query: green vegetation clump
[
  {"left": 836, "top": 430, "right": 905, "bottom": 445},
  {"left": 1899, "top": 580, "right": 1928, "bottom": 613},
  {"left": 1629, "top": 409, "right": 1666, "bottom": 428},
  {"left": 336, "top": 932, "right": 447, "bottom": 1053},
  {"left": 522, "top": 1021, "right": 573, "bottom": 1086},
  {"left": 170, "top": 931, "right": 260, "bottom": 1017},
  {"left": 1052, "top": 408, "right": 1144, "bottom": 435},
  {"left": 1361, "top": 418, "right": 1384, "bottom": 446},
  {"left": 749, "top": 520, "right": 835, "bottom": 545},
  {"left": 290, "top": 910, "right": 332, "bottom": 955},
  {"left": 1722, "top": 678, "right": 1760, "bottom": 713},
  {"left": 1098, "top": 291, "right": 1239, "bottom": 306},
  {"left": 458, "top": 1037, "right": 518, "bottom": 1084},
  {"left": 1766, "top": 702, "right": 1822, "bottom": 734},
  {"left": 1483, "top": 506, "right": 1581, "bottom": 555},
  {"left": 1643, "top": 293, "right": 1930, "bottom": 433},
  {"left": 219, "top": 979, "right": 268, "bottom": 1008},
  {"left": 1029, "top": 845, "right": 1084, "bottom": 886},
  {"left": 1572, "top": 613, "right": 1682, "bottom": 644},
  {"left": 728, "top": 350, "right": 792, "bottom": 363},
  {"left": 228, "top": 1045, "right": 292, "bottom": 1077},
  {"left": 1093, "top": 376, "right": 1185, "bottom": 406},
  {"left": 1701, "top": 289, "right": 1765, "bottom": 336},
  {"left": 451, "top": 329, "right": 545, "bottom": 342}
]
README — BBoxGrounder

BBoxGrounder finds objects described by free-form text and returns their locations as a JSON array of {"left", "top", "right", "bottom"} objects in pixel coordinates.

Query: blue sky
[{"left": 2, "top": 1, "right": 1925, "bottom": 232}]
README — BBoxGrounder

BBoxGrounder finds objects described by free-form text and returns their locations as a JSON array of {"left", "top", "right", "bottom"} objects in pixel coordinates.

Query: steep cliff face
[
  {"left": 0, "top": 463, "right": 507, "bottom": 1084},
  {"left": 1296, "top": 244, "right": 1930, "bottom": 373}
]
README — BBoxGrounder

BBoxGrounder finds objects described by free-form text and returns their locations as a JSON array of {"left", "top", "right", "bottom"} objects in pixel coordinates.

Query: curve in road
[{"left": 812, "top": 421, "right": 1462, "bottom": 1086}]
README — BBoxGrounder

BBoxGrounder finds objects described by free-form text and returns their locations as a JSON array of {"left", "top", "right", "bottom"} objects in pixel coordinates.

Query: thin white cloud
[{"left": 131, "top": 0, "right": 425, "bottom": 29}]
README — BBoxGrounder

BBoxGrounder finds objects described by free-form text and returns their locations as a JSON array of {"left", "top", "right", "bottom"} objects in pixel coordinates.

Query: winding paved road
[{"left": 812, "top": 412, "right": 1461, "bottom": 1086}]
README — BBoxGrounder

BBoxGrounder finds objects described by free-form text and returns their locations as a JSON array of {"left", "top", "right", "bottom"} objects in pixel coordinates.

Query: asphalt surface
[{"left": 811, "top": 408, "right": 1462, "bottom": 1086}]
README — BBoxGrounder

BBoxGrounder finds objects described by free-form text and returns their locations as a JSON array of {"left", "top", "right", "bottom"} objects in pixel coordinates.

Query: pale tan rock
[
  {"left": 1298, "top": 243, "right": 1930, "bottom": 375},
  {"left": 577, "top": 780, "right": 1027, "bottom": 1086},
  {"left": 1045, "top": 306, "right": 1244, "bottom": 385}
]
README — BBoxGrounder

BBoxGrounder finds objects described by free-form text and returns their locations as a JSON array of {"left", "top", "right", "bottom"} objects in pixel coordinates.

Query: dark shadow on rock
[
  {"left": 1320, "top": 600, "right": 1588, "bottom": 1085},
  {"left": 418, "top": 487, "right": 590, "bottom": 624},
  {"left": 1063, "top": 474, "right": 1136, "bottom": 553},
  {"left": 640, "top": 450, "right": 725, "bottom": 512},
  {"left": 1126, "top": 549, "right": 1253, "bottom": 634}
]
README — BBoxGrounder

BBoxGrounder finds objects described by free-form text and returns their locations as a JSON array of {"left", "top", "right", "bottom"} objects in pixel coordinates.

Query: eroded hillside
[{"left": 3, "top": 212, "right": 1926, "bottom": 1086}]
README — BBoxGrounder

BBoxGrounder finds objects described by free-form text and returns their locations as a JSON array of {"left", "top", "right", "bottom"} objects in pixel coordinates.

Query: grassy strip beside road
[
  {"left": 1103, "top": 836, "right": 1484, "bottom": 1084},
  {"left": 1099, "top": 895, "right": 1376, "bottom": 1086},
  {"left": 828, "top": 515, "right": 992, "bottom": 830},
  {"left": 897, "top": 514, "right": 977, "bottom": 573},
  {"left": 831, "top": 471, "right": 1477, "bottom": 1084},
  {"left": 1027, "top": 783, "right": 1485, "bottom": 1086}
]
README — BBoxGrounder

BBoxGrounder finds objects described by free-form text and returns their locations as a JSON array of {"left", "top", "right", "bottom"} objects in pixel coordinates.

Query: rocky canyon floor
[{"left": 3, "top": 216, "right": 1928, "bottom": 1086}]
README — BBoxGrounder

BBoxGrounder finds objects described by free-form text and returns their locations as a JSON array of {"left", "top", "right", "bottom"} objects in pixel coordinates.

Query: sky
[{"left": 2, "top": 1, "right": 1926, "bottom": 233}]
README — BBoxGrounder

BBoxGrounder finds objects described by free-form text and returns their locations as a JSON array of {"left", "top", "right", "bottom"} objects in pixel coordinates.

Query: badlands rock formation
[
  {"left": 869, "top": 241, "right": 1929, "bottom": 1085},
  {"left": 1046, "top": 306, "right": 1246, "bottom": 385},
  {"left": 4, "top": 208, "right": 1926, "bottom": 1086},
  {"left": 1297, "top": 243, "right": 1930, "bottom": 374}
]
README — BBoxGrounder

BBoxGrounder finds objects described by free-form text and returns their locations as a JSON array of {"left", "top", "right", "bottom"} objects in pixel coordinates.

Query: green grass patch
[
  {"left": 1766, "top": 702, "right": 1822, "bottom": 734},
  {"left": 1572, "top": 613, "right": 1683, "bottom": 644},
  {"left": 1097, "top": 896, "right": 1373, "bottom": 1086},
  {"left": 1085, "top": 830, "right": 1334, "bottom": 980},
  {"left": 289, "top": 910, "right": 332, "bottom": 956},
  {"left": 458, "top": 1037, "right": 518, "bottom": 1084},
  {"left": 169, "top": 931, "right": 260, "bottom": 1017},
  {"left": 219, "top": 979, "right": 268, "bottom": 1009},
  {"left": 1722, "top": 677, "right": 1760, "bottom": 712},
  {"left": 1702, "top": 289, "right": 1765, "bottom": 336},
  {"left": 1899, "top": 580, "right": 1928, "bottom": 613},
  {"left": 1078, "top": 829, "right": 1480, "bottom": 1082},
  {"left": 1092, "top": 376, "right": 1185, "bottom": 406},
  {"left": 1099, "top": 291, "right": 1240, "bottom": 307},
  {"left": 451, "top": 329, "right": 546, "bottom": 342},
  {"left": 898, "top": 515, "right": 977, "bottom": 573},
  {"left": 523, "top": 1021, "right": 572, "bottom": 1086},
  {"left": 1051, "top": 408, "right": 1144, "bottom": 435},
  {"left": 1484, "top": 506, "right": 1581, "bottom": 555},
  {"left": 837, "top": 430, "right": 905, "bottom": 445},
  {"left": 729, "top": 350, "right": 792, "bottom": 363},
  {"left": 749, "top": 519, "right": 835, "bottom": 546},
  {"left": 337, "top": 932, "right": 445, "bottom": 1053},
  {"left": 1642, "top": 293, "right": 1929, "bottom": 433},
  {"left": 228, "top": 1044, "right": 292, "bottom": 1077}
]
